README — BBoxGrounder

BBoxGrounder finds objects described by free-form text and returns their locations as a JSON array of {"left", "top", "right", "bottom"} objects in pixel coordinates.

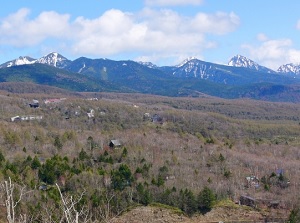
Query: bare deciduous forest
[{"left": 0, "top": 89, "right": 300, "bottom": 222}]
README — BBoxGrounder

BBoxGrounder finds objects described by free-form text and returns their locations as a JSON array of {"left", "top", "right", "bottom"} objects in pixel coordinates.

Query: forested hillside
[{"left": 0, "top": 89, "right": 299, "bottom": 222}]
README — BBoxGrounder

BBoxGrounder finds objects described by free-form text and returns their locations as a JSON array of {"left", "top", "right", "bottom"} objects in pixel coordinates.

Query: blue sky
[{"left": 1, "top": 0, "right": 300, "bottom": 70}]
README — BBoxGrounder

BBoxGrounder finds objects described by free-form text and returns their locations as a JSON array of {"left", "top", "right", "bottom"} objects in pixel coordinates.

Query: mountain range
[
  {"left": 0, "top": 52, "right": 71, "bottom": 69},
  {"left": 1, "top": 52, "right": 300, "bottom": 102},
  {"left": 2, "top": 52, "right": 300, "bottom": 75}
]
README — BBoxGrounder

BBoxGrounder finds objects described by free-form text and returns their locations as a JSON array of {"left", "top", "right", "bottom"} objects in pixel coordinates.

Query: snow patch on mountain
[
  {"left": 228, "top": 55, "right": 275, "bottom": 73},
  {"left": 0, "top": 52, "right": 71, "bottom": 69},
  {"left": 78, "top": 63, "right": 86, "bottom": 73},
  {"left": 277, "top": 63, "right": 300, "bottom": 75},
  {"left": 0, "top": 56, "right": 36, "bottom": 68},
  {"left": 138, "top": 61, "right": 158, "bottom": 69},
  {"left": 172, "top": 58, "right": 215, "bottom": 79},
  {"left": 228, "top": 55, "right": 260, "bottom": 69},
  {"left": 38, "top": 52, "right": 70, "bottom": 68},
  {"left": 177, "top": 57, "right": 198, "bottom": 68}
]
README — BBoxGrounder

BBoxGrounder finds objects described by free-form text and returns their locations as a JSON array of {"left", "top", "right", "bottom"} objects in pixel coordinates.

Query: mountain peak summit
[
  {"left": 177, "top": 57, "right": 199, "bottom": 67},
  {"left": 0, "top": 52, "right": 72, "bottom": 69},
  {"left": 228, "top": 55, "right": 257, "bottom": 68},
  {"left": 38, "top": 52, "right": 70, "bottom": 68},
  {"left": 0, "top": 56, "right": 36, "bottom": 68},
  {"left": 277, "top": 63, "right": 300, "bottom": 75},
  {"left": 228, "top": 55, "right": 275, "bottom": 73}
]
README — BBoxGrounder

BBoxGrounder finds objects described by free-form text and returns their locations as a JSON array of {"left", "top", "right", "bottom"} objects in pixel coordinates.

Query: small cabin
[
  {"left": 39, "top": 184, "right": 48, "bottom": 191},
  {"left": 240, "top": 195, "right": 257, "bottom": 208},
  {"left": 29, "top": 99, "right": 39, "bottom": 108},
  {"left": 152, "top": 114, "right": 163, "bottom": 123},
  {"left": 109, "top": 140, "right": 122, "bottom": 149},
  {"left": 143, "top": 113, "right": 151, "bottom": 121},
  {"left": 11, "top": 116, "right": 21, "bottom": 122}
]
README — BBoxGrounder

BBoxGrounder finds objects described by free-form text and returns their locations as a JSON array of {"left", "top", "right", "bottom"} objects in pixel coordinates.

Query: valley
[
  {"left": 0, "top": 85, "right": 299, "bottom": 222},
  {"left": 3, "top": 1, "right": 300, "bottom": 222}
]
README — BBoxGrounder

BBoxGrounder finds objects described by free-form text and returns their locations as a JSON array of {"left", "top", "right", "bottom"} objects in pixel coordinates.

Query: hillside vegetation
[
  {"left": 2, "top": 60, "right": 300, "bottom": 102},
  {"left": 0, "top": 88, "right": 299, "bottom": 222}
]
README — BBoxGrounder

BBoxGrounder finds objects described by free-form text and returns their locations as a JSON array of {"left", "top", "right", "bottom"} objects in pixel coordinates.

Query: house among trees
[
  {"left": 240, "top": 195, "right": 257, "bottom": 208},
  {"left": 38, "top": 184, "right": 48, "bottom": 191},
  {"left": 268, "top": 200, "right": 280, "bottom": 209},
  {"left": 143, "top": 112, "right": 151, "bottom": 121},
  {"left": 29, "top": 99, "right": 39, "bottom": 108},
  {"left": 109, "top": 140, "right": 122, "bottom": 149},
  {"left": 152, "top": 114, "right": 163, "bottom": 123},
  {"left": 240, "top": 195, "right": 280, "bottom": 209},
  {"left": 10, "top": 116, "right": 21, "bottom": 122},
  {"left": 11, "top": 115, "right": 43, "bottom": 122}
]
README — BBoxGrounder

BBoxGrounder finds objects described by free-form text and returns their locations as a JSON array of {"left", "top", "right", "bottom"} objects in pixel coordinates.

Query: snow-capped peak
[
  {"left": 38, "top": 52, "right": 70, "bottom": 68},
  {"left": 177, "top": 57, "right": 198, "bottom": 67},
  {"left": 1, "top": 56, "right": 37, "bottom": 68},
  {"left": 228, "top": 55, "right": 259, "bottom": 69},
  {"left": 277, "top": 63, "right": 300, "bottom": 75},
  {"left": 0, "top": 52, "right": 72, "bottom": 69},
  {"left": 228, "top": 55, "right": 275, "bottom": 73},
  {"left": 138, "top": 61, "right": 158, "bottom": 69}
]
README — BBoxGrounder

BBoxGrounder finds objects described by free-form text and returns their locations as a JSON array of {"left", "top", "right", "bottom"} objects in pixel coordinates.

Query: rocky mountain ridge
[
  {"left": 0, "top": 52, "right": 71, "bottom": 69},
  {"left": 1, "top": 52, "right": 300, "bottom": 77},
  {"left": 1, "top": 52, "right": 300, "bottom": 102},
  {"left": 278, "top": 63, "right": 300, "bottom": 75},
  {"left": 228, "top": 54, "right": 276, "bottom": 73}
]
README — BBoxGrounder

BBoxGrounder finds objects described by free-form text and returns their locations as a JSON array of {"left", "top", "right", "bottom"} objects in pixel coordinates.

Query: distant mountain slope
[
  {"left": 1, "top": 53, "right": 300, "bottom": 101},
  {"left": 64, "top": 57, "right": 180, "bottom": 95},
  {"left": 0, "top": 52, "right": 71, "bottom": 69},
  {"left": 159, "top": 57, "right": 298, "bottom": 86},
  {"left": 0, "top": 63, "right": 124, "bottom": 92},
  {"left": 37, "top": 52, "right": 71, "bottom": 69},
  {"left": 0, "top": 56, "right": 36, "bottom": 68},
  {"left": 278, "top": 63, "right": 300, "bottom": 75},
  {"left": 65, "top": 57, "right": 167, "bottom": 79},
  {"left": 228, "top": 55, "right": 276, "bottom": 73},
  {"left": 0, "top": 82, "right": 81, "bottom": 95}
]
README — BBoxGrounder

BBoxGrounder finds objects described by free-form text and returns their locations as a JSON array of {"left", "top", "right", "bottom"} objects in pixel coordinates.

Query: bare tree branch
[
  {"left": 0, "top": 177, "right": 31, "bottom": 223},
  {"left": 56, "top": 183, "right": 88, "bottom": 223}
]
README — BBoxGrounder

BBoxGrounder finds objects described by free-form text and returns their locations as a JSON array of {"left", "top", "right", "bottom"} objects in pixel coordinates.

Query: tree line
[{"left": 0, "top": 147, "right": 217, "bottom": 222}]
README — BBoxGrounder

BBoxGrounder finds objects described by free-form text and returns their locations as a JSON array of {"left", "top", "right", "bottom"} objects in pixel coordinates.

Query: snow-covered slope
[
  {"left": 172, "top": 55, "right": 277, "bottom": 80},
  {"left": 0, "top": 56, "right": 36, "bottom": 68},
  {"left": 228, "top": 55, "right": 275, "bottom": 73},
  {"left": 173, "top": 58, "right": 213, "bottom": 79},
  {"left": 0, "top": 52, "right": 71, "bottom": 69},
  {"left": 138, "top": 61, "right": 158, "bottom": 69},
  {"left": 162, "top": 57, "right": 231, "bottom": 80},
  {"left": 37, "top": 52, "right": 71, "bottom": 68},
  {"left": 3, "top": 52, "right": 300, "bottom": 79},
  {"left": 277, "top": 63, "right": 300, "bottom": 75},
  {"left": 176, "top": 57, "right": 198, "bottom": 68}
]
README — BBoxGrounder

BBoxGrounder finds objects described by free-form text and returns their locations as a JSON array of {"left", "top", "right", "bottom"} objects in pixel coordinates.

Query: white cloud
[
  {"left": 71, "top": 8, "right": 238, "bottom": 62},
  {"left": 190, "top": 11, "right": 239, "bottom": 35},
  {"left": 145, "top": 0, "right": 204, "bottom": 7},
  {"left": 242, "top": 37, "right": 300, "bottom": 70},
  {"left": 0, "top": 8, "right": 239, "bottom": 64},
  {"left": 0, "top": 8, "right": 70, "bottom": 47},
  {"left": 139, "top": 9, "right": 239, "bottom": 35}
]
